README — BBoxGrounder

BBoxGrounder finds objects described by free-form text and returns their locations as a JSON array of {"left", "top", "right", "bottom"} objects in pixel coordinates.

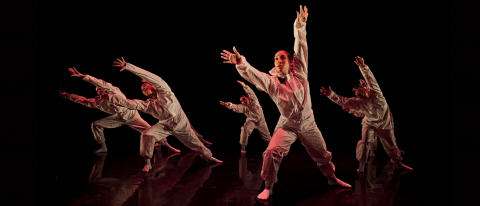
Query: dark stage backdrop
[{"left": 40, "top": 1, "right": 447, "bottom": 173}]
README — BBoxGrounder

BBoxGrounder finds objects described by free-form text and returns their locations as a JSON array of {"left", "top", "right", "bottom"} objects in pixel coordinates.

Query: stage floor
[{"left": 54, "top": 146, "right": 448, "bottom": 206}]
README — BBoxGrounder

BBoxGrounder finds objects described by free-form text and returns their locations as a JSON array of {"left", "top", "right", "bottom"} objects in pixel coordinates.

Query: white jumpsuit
[
  {"left": 68, "top": 75, "right": 169, "bottom": 147},
  {"left": 326, "top": 64, "right": 403, "bottom": 166},
  {"left": 347, "top": 109, "right": 378, "bottom": 153},
  {"left": 107, "top": 63, "right": 212, "bottom": 160},
  {"left": 225, "top": 85, "right": 271, "bottom": 146},
  {"left": 234, "top": 21, "right": 338, "bottom": 183}
]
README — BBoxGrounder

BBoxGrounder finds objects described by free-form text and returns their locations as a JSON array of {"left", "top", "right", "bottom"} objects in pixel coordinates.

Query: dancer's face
[
  {"left": 141, "top": 83, "right": 156, "bottom": 98},
  {"left": 240, "top": 97, "right": 250, "bottom": 106},
  {"left": 353, "top": 87, "right": 369, "bottom": 99},
  {"left": 96, "top": 87, "right": 107, "bottom": 96},
  {"left": 274, "top": 51, "right": 292, "bottom": 75}
]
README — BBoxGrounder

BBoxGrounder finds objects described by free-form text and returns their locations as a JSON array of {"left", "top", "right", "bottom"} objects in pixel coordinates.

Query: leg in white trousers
[{"left": 240, "top": 120, "right": 271, "bottom": 146}]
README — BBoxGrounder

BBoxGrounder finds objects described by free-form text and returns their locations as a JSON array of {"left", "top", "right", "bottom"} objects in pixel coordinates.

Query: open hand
[
  {"left": 296, "top": 5, "right": 309, "bottom": 23},
  {"left": 237, "top": 80, "right": 246, "bottom": 87},
  {"left": 221, "top": 47, "right": 242, "bottom": 65},
  {"left": 68, "top": 67, "right": 85, "bottom": 78},
  {"left": 319, "top": 86, "right": 332, "bottom": 96},
  {"left": 113, "top": 57, "right": 127, "bottom": 71},
  {"left": 219, "top": 101, "right": 231, "bottom": 106},
  {"left": 59, "top": 92, "right": 71, "bottom": 99},
  {"left": 359, "top": 79, "right": 368, "bottom": 88},
  {"left": 354, "top": 56, "right": 366, "bottom": 67}
]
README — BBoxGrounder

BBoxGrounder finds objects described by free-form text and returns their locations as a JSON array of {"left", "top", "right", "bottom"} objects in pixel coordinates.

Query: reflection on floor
[{"left": 55, "top": 147, "right": 447, "bottom": 206}]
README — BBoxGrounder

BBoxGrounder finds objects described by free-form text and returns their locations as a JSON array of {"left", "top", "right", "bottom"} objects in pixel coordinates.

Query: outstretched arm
[
  {"left": 238, "top": 80, "right": 259, "bottom": 103},
  {"left": 107, "top": 94, "right": 149, "bottom": 112},
  {"left": 221, "top": 47, "right": 274, "bottom": 93},
  {"left": 354, "top": 57, "right": 383, "bottom": 96},
  {"left": 113, "top": 57, "right": 172, "bottom": 93},
  {"left": 69, "top": 67, "right": 126, "bottom": 98},
  {"left": 320, "top": 86, "right": 362, "bottom": 111},
  {"left": 293, "top": 5, "right": 309, "bottom": 76},
  {"left": 60, "top": 92, "right": 99, "bottom": 108},
  {"left": 220, "top": 101, "right": 247, "bottom": 113}
]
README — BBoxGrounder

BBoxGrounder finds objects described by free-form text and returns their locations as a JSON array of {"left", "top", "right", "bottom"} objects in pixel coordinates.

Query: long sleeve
[
  {"left": 226, "top": 103, "right": 247, "bottom": 114},
  {"left": 69, "top": 94, "right": 99, "bottom": 108},
  {"left": 124, "top": 63, "right": 172, "bottom": 93},
  {"left": 236, "top": 56, "right": 274, "bottom": 94},
  {"left": 107, "top": 94, "right": 149, "bottom": 112},
  {"left": 243, "top": 85, "right": 259, "bottom": 103},
  {"left": 327, "top": 91, "right": 362, "bottom": 111},
  {"left": 349, "top": 109, "right": 366, "bottom": 117},
  {"left": 293, "top": 21, "right": 308, "bottom": 76},
  {"left": 82, "top": 75, "right": 126, "bottom": 98},
  {"left": 358, "top": 65, "right": 383, "bottom": 97}
]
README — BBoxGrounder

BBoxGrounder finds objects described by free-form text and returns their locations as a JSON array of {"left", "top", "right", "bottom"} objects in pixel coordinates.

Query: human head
[
  {"left": 141, "top": 83, "right": 156, "bottom": 98},
  {"left": 240, "top": 95, "right": 251, "bottom": 106},
  {"left": 274, "top": 50, "right": 293, "bottom": 75},
  {"left": 96, "top": 86, "right": 107, "bottom": 96},
  {"left": 352, "top": 86, "right": 369, "bottom": 99}
]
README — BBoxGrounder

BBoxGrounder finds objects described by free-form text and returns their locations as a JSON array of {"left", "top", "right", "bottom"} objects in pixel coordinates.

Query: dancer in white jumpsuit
[
  {"left": 219, "top": 80, "right": 271, "bottom": 154},
  {"left": 59, "top": 67, "right": 179, "bottom": 153},
  {"left": 106, "top": 57, "right": 222, "bottom": 172},
  {"left": 320, "top": 56, "right": 413, "bottom": 173},
  {"left": 221, "top": 5, "right": 351, "bottom": 200}
]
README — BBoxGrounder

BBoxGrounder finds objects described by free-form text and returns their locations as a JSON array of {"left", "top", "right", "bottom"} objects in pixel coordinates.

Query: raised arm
[
  {"left": 293, "top": 5, "right": 309, "bottom": 76},
  {"left": 68, "top": 67, "right": 126, "bottom": 98},
  {"left": 61, "top": 92, "right": 99, "bottom": 108},
  {"left": 320, "top": 86, "right": 362, "bottom": 111},
  {"left": 354, "top": 57, "right": 383, "bottom": 96},
  {"left": 238, "top": 80, "right": 259, "bottom": 103},
  {"left": 107, "top": 93, "right": 149, "bottom": 112},
  {"left": 113, "top": 57, "right": 172, "bottom": 93},
  {"left": 221, "top": 47, "right": 274, "bottom": 93},
  {"left": 220, "top": 101, "right": 247, "bottom": 114}
]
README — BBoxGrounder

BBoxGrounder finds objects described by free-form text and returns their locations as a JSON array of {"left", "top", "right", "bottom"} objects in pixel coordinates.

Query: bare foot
[
  {"left": 206, "top": 157, "right": 223, "bottom": 163},
  {"left": 257, "top": 189, "right": 273, "bottom": 200},
  {"left": 167, "top": 147, "right": 181, "bottom": 153},
  {"left": 395, "top": 162, "right": 413, "bottom": 170},
  {"left": 357, "top": 164, "right": 365, "bottom": 173},
  {"left": 328, "top": 178, "right": 352, "bottom": 187},
  {"left": 94, "top": 147, "right": 108, "bottom": 153},
  {"left": 241, "top": 150, "right": 246, "bottom": 155},
  {"left": 142, "top": 165, "right": 152, "bottom": 172},
  {"left": 154, "top": 142, "right": 159, "bottom": 147}
]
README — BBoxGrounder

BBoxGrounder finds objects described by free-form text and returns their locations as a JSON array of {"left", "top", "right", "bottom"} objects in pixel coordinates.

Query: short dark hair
[{"left": 278, "top": 50, "right": 293, "bottom": 61}]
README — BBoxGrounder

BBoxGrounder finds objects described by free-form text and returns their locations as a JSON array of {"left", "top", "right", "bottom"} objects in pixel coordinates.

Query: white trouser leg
[
  {"left": 376, "top": 129, "right": 403, "bottom": 163},
  {"left": 140, "top": 123, "right": 171, "bottom": 159},
  {"left": 356, "top": 126, "right": 375, "bottom": 166},
  {"left": 91, "top": 115, "right": 126, "bottom": 144},
  {"left": 255, "top": 119, "right": 272, "bottom": 144},
  {"left": 240, "top": 120, "right": 256, "bottom": 146},
  {"left": 172, "top": 116, "right": 213, "bottom": 160},
  {"left": 260, "top": 128, "right": 297, "bottom": 183}
]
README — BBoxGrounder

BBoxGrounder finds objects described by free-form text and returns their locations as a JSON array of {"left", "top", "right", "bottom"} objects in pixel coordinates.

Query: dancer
[
  {"left": 59, "top": 67, "right": 180, "bottom": 153},
  {"left": 219, "top": 80, "right": 271, "bottom": 154},
  {"left": 106, "top": 57, "right": 222, "bottom": 172},
  {"left": 221, "top": 5, "right": 351, "bottom": 200},
  {"left": 319, "top": 56, "right": 413, "bottom": 173}
]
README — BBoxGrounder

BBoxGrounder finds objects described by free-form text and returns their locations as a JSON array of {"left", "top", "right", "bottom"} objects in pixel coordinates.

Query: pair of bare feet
[{"left": 256, "top": 178, "right": 352, "bottom": 200}]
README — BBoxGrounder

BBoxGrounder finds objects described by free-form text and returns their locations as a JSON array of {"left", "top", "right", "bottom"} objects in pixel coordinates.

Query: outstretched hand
[
  {"left": 59, "top": 92, "right": 71, "bottom": 99},
  {"left": 319, "top": 86, "right": 332, "bottom": 96},
  {"left": 113, "top": 57, "right": 127, "bottom": 71},
  {"left": 237, "top": 80, "right": 246, "bottom": 87},
  {"left": 296, "top": 5, "right": 309, "bottom": 23},
  {"left": 221, "top": 47, "right": 242, "bottom": 65},
  {"left": 68, "top": 67, "right": 85, "bottom": 78},
  {"left": 219, "top": 101, "right": 231, "bottom": 107},
  {"left": 359, "top": 79, "right": 368, "bottom": 88},
  {"left": 354, "top": 56, "right": 366, "bottom": 67}
]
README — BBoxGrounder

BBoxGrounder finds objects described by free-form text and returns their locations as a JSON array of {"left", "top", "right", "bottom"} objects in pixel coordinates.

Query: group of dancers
[{"left": 59, "top": 5, "right": 412, "bottom": 200}]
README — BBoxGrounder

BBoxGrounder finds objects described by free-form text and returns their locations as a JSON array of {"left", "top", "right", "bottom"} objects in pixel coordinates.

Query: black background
[{"left": 38, "top": 0, "right": 448, "bottom": 194}]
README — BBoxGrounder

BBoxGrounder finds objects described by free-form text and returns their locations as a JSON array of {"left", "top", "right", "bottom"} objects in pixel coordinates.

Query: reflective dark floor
[{"left": 54, "top": 145, "right": 448, "bottom": 206}]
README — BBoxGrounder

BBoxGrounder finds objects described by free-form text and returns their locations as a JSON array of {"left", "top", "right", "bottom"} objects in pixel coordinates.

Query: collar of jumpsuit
[{"left": 269, "top": 68, "right": 291, "bottom": 81}]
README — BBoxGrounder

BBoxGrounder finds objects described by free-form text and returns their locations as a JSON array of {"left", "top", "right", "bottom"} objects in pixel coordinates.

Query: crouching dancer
[
  {"left": 107, "top": 57, "right": 222, "bottom": 172},
  {"left": 59, "top": 67, "right": 179, "bottom": 153},
  {"left": 219, "top": 80, "right": 271, "bottom": 154},
  {"left": 320, "top": 56, "right": 413, "bottom": 173}
]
